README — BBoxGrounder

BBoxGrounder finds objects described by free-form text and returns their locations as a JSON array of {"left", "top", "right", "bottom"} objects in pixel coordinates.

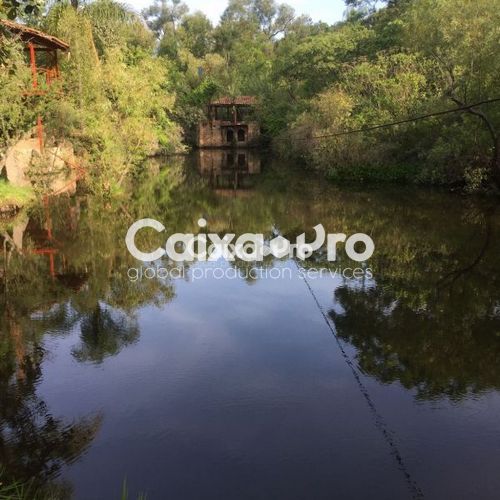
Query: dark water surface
[{"left": 1, "top": 151, "right": 500, "bottom": 499}]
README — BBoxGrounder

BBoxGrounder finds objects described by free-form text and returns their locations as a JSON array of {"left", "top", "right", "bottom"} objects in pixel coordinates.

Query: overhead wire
[{"left": 292, "top": 97, "right": 500, "bottom": 143}]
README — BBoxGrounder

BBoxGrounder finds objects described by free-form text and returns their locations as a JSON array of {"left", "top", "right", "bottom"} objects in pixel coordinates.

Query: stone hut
[{"left": 197, "top": 96, "right": 260, "bottom": 148}]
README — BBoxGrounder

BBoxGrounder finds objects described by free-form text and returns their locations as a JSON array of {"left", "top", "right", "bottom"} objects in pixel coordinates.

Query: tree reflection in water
[
  {"left": 0, "top": 174, "right": 179, "bottom": 494},
  {"left": 329, "top": 205, "right": 500, "bottom": 401},
  {"left": 72, "top": 303, "right": 139, "bottom": 364},
  {"left": 0, "top": 153, "right": 499, "bottom": 494},
  {"left": 0, "top": 305, "right": 101, "bottom": 497}
]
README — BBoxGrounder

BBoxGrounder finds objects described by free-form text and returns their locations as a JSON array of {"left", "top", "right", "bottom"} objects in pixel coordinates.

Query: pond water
[{"left": 1, "top": 151, "right": 500, "bottom": 499}]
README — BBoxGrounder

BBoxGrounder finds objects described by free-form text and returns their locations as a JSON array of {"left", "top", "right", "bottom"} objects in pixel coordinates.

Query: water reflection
[
  {"left": 0, "top": 193, "right": 176, "bottom": 493},
  {"left": 196, "top": 149, "right": 261, "bottom": 192},
  {"left": 329, "top": 205, "right": 500, "bottom": 400},
  {"left": 0, "top": 152, "right": 500, "bottom": 497},
  {"left": 0, "top": 301, "right": 101, "bottom": 496},
  {"left": 72, "top": 304, "right": 139, "bottom": 364}
]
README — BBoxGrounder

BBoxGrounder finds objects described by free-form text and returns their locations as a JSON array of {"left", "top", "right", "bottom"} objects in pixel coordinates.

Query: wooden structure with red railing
[
  {"left": 2, "top": 19, "right": 85, "bottom": 194},
  {"left": 1, "top": 19, "right": 69, "bottom": 152}
]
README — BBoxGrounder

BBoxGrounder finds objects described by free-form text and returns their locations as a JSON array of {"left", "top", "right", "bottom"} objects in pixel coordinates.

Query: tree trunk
[{"left": 452, "top": 97, "right": 500, "bottom": 188}]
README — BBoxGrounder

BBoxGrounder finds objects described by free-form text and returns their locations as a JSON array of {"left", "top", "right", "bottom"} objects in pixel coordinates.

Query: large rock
[
  {"left": 4, "top": 139, "right": 78, "bottom": 195},
  {"left": 4, "top": 138, "right": 38, "bottom": 188}
]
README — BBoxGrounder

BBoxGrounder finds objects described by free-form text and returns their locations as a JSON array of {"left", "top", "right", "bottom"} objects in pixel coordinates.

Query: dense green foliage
[
  {"left": 147, "top": 0, "right": 500, "bottom": 189},
  {"left": 0, "top": 35, "right": 39, "bottom": 152},
  {"left": 1, "top": 0, "right": 184, "bottom": 194},
  {"left": 1, "top": 0, "right": 500, "bottom": 192}
]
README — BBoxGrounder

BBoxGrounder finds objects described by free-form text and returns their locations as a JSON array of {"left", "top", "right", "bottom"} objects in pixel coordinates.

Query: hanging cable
[{"left": 294, "top": 97, "right": 500, "bottom": 142}]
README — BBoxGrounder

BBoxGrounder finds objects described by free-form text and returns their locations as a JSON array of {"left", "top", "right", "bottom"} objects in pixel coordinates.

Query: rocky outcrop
[
  {"left": 4, "top": 139, "right": 37, "bottom": 188},
  {"left": 3, "top": 139, "right": 78, "bottom": 195}
]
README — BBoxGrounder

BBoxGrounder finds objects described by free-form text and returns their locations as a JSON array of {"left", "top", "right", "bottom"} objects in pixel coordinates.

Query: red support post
[
  {"left": 49, "top": 252, "right": 55, "bottom": 278},
  {"left": 28, "top": 42, "right": 37, "bottom": 89}
]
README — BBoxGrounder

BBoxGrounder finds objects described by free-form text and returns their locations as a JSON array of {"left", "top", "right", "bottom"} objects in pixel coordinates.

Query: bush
[
  {"left": 40, "top": 3, "right": 184, "bottom": 193},
  {"left": 0, "top": 35, "right": 38, "bottom": 153}
]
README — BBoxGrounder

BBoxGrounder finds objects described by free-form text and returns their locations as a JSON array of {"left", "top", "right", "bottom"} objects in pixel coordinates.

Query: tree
[
  {"left": 82, "top": 0, "right": 154, "bottom": 54},
  {"left": 179, "top": 11, "right": 214, "bottom": 58},
  {"left": 142, "top": 0, "right": 188, "bottom": 39},
  {"left": 345, "top": 0, "right": 378, "bottom": 14},
  {"left": 274, "top": 22, "right": 373, "bottom": 98},
  {"left": 405, "top": 0, "right": 500, "bottom": 185},
  {"left": 0, "top": 35, "right": 35, "bottom": 153},
  {"left": 41, "top": 2, "right": 183, "bottom": 191},
  {"left": 0, "top": 0, "right": 44, "bottom": 19},
  {"left": 219, "top": 0, "right": 297, "bottom": 39}
]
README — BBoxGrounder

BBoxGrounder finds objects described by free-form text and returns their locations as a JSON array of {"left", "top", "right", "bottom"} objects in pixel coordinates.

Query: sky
[{"left": 128, "top": 0, "right": 347, "bottom": 26}]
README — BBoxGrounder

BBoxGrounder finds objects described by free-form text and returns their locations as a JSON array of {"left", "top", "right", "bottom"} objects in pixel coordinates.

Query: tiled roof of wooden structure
[{"left": 0, "top": 19, "right": 69, "bottom": 51}]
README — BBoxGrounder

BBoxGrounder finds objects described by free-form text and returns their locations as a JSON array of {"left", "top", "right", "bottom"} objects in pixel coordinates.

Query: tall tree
[
  {"left": 0, "top": 0, "right": 44, "bottom": 19},
  {"left": 142, "top": 0, "right": 188, "bottom": 39},
  {"left": 179, "top": 11, "right": 214, "bottom": 58},
  {"left": 405, "top": 0, "right": 500, "bottom": 184}
]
